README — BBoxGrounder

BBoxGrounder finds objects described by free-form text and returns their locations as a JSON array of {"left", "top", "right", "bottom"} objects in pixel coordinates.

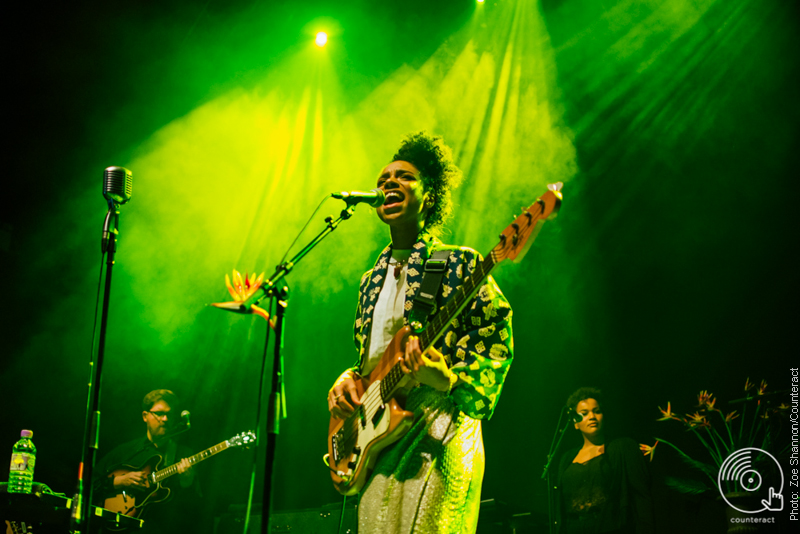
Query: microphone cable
[{"left": 276, "top": 194, "right": 332, "bottom": 267}]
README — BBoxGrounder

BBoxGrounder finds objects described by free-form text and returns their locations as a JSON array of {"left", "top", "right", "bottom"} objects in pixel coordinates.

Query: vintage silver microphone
[
  {"left": 101, "top": 166, "right": 132, "bottom": 252},
  {"left": 103, "top": 166, "right": 133, "bottom": 205}
]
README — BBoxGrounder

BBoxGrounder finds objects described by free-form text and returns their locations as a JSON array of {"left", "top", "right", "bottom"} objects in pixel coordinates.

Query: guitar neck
[
  {"left": 376, "top": 185, "right": 561, "bottom": 402},
  {"left": 152, "top": 440, "right": 230, "bottom": 483},
  {"left": 419, "top": 253, "right": 497, "bottom": 350},
  {"left": 379, "top": 252, "right": 497, "bottom": 398}
]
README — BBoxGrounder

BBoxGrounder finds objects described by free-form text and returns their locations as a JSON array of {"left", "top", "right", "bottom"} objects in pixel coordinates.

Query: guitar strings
[
  {"left": 337, "top": 358, "right": 411, "bottom": 446},
  {"left": 337, "top": 383, "right": 384, "bottom": 445}
]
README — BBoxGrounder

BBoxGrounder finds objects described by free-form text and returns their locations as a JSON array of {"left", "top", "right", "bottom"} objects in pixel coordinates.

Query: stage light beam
[{"left": 315, "top": 32, "right": 328, "bottom": 47}]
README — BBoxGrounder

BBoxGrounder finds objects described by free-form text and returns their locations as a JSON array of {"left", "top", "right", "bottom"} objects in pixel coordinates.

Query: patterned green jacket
[{"left": 353, "top": 233, "right": 514, "bottom": 420}]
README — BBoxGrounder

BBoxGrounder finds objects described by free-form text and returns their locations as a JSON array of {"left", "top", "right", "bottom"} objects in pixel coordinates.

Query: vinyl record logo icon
[{"left": 717, "top": 447, "right": 783, "bottom": 513}]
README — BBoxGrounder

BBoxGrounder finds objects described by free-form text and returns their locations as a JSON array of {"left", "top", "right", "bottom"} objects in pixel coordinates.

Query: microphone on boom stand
[
  {"left": 164, "top": 410, "right": 192, "bottom": 440},
  {"left": 331, "top": 189, "right": 385, "bottom": 208}
]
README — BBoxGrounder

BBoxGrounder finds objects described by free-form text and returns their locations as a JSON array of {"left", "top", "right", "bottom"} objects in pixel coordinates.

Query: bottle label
[{"left": 10, "top": 453, "right": 34, "bottom": 472}]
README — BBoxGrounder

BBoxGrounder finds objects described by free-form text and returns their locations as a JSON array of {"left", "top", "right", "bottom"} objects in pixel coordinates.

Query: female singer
[{"left": 557, "top": 387, "right": 655, "bottom": 534}]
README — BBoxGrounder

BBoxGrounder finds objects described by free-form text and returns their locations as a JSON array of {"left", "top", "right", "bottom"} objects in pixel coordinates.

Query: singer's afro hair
[
  {"left": 566, "top": 387, "right": 604, "bottom": 412},
  {"left": 142, "top": 389, "right": 180, "bottom": 412},
  {"left": 391, "top": 131, "right": 462, "bottom": 235}
]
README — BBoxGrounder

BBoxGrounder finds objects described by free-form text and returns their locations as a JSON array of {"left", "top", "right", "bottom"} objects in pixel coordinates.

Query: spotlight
[{"left": 315, "top": 32, "right": 328, "bottom": 47}]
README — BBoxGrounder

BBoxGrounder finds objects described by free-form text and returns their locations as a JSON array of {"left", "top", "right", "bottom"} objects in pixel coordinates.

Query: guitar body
[
  {"left": 104, "top": 454, "right": 170, "bottom": 521},
  {"left": 328, "top": 325, "right": 415, "bottom": 495}
]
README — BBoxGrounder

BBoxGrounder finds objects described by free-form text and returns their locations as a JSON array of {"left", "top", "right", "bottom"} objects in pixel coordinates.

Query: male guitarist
[
  {"left": 92, "top": 389, "right": 200, "bottom": 532},
  {"left": 327, "top": 132, "right": 514, "bottom": 533}
]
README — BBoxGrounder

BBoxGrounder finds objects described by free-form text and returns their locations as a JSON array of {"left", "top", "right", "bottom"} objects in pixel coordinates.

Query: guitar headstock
[
  {"left": 229, "top": 430, "right": 257, "bottom": 449},
  {"left": 493, "top": 183, "right": 562, "bottom": 264}
]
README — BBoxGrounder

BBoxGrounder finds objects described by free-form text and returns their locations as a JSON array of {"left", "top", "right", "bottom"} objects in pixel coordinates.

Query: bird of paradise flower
[
  {"left": 696, "top": 390, "right": 712, "bottom": 407},
  {"left": 640, "top": 441, "right": 658, "bottom": 462},
  {"left": 210, "top": 269, "right": 275, "bottom": 328},
  {"left": 657, "top": 402, "right": 681, "bottom": 422},
  {"left": 650, "top": 378, "right": 789, "bottom": 495}
]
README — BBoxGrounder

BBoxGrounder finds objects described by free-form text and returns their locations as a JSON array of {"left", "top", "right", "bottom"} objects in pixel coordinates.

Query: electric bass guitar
[
  {"left": 104, "top": 430, "right": 255, "bottom": 522},
  {"left": 326, "top": 184, "right": 562, "bottom": 495}
]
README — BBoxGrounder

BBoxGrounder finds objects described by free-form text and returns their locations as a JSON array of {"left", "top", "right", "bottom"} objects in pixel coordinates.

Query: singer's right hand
[
  {"left": 114, "top": 470, "right": 150, "bottom": 489},
  {"left": 328, "top": 369, "right": 361, "bottom": 420}
]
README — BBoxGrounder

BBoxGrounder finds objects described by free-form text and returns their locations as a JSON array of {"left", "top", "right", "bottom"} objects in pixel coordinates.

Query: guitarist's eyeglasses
[{"left": 148, "top": 410, "right": 171, "bottom": 419}]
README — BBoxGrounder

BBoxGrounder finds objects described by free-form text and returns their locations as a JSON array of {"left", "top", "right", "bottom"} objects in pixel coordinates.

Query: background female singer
[{"left": 557, "top": 387, "right": 655, "bottom": 534}]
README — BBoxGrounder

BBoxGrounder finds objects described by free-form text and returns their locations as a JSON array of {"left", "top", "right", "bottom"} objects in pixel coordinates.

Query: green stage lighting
[{"left": 315, "top": 31, "right": 328, "bottom": 47}]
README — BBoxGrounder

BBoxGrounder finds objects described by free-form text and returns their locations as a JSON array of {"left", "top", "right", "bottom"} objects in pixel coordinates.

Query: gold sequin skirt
[{"left": 358, "top": 386, "right": 485, "bottom": 534}]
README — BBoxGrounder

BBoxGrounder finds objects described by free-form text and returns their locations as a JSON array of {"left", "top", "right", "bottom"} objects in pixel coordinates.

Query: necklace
[{"left": 391, "top": 258, "right": 407, "bottom": 279}]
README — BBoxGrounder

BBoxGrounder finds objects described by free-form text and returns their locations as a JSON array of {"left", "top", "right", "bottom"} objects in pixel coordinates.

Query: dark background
[{"left": 3, "top": 1, "right": 797, "bottom": 532}]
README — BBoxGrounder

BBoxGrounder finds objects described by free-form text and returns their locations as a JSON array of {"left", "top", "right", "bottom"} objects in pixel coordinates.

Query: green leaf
[
  {"left": 676, "top": 453, "right": 717, "bottom": 477},
  {"left": 664, "top": 476, "right": 712, "bottom": 495}
]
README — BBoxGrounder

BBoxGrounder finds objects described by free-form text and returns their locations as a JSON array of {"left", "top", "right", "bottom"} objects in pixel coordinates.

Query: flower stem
[
  {"left": 739, "top": 403, "right": 747, "bottom": 443},
  {"left": 716, "top": 411, "right": 736, "bottom": 451},
  {"left": 654, "top": 436, "right": 718, "bottom": 488},
  {"left": 748, "top": 402, "right": 762, "bottom": 448},
  {"left": 688, "top": 426, "right": 721, "bottom": 466}
]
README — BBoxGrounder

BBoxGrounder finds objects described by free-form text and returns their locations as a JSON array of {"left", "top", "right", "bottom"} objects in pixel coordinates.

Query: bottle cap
[{"left": 21, "top": 430, "right": 33, "bottom": 438}]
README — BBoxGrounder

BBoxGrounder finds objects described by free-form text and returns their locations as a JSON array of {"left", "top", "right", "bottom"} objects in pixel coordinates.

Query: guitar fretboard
[
  {"left": 379, "top": 252, "right": 498, "bottom": 402},
  {"left": 152, "top": 441, "right": 230, "bottom": 483}
]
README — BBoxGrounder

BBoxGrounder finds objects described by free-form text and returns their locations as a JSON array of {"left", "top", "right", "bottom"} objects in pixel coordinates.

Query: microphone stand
[
  {"left": 72, "top": 199, "right": 122, "bottom": 532},
  {"left": 261, "top": 285, "right": 287, "bottom": 534},
  {"left": 238, "top": 205, "right": 358, "bottom": 313},
  {"left": 229, "top": 204, "right": 357, "bottom": 534},
  {"left": 541, "top": 407, "right": 575, "bottom": 534}
]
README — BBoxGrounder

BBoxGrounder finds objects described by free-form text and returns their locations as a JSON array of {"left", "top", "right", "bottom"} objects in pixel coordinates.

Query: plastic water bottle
[{"left": 8, "top": 430, "right": 36, "bottom": 494}]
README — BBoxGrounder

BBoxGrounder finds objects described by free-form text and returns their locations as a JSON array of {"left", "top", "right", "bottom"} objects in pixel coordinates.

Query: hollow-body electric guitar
[
  {"left": 326, "top": 184, "right": 563, "bottom": 495},
  {"left": 104, "top": 430, "right": 255, "bottom": 522}
]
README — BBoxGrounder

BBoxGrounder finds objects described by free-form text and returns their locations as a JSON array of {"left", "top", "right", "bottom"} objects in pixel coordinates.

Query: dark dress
[
  {"left": 92, "top": 436, "right": 201, "bottom": 533},
  {"left": 556, "top": 438, "right": 654, "bottom": 534}
]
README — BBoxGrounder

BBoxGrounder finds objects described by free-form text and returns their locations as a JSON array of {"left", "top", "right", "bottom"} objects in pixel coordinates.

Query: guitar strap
[{"left": 409, "top": 249, "right": 451, "bottom": 329}]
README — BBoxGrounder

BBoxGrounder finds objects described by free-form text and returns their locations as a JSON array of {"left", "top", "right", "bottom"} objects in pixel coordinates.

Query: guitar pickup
[
  {"left": 358, "top": 406, "right": 367, "bottom": 428},
  {"left": 371, "top": 405, "right": 385, "bottom": 427}
]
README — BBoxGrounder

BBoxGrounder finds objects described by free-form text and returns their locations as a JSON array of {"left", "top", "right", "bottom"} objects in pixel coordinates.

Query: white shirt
[{"left": 363, "top": 248, "right": 412, "bottom": 375}]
